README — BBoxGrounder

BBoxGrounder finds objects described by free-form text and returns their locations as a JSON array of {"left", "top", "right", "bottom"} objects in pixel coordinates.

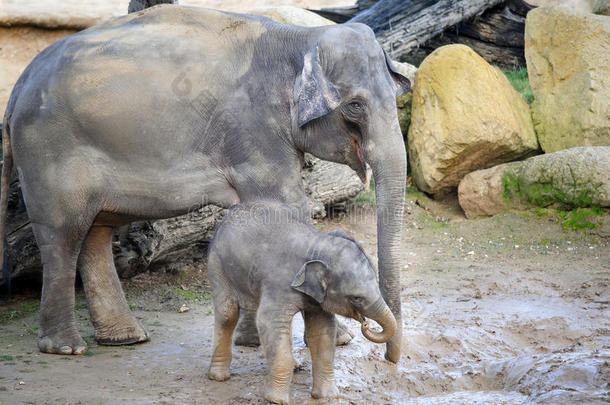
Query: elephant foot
[
  {"left": 311, "top": 383, "right": 339, "bottom": 399},
  {"left": 208, "top": 363, "right": 230, "bottom": 381},
  {"left": 264, "top": 387, "right": 290, "bottom": 405},
  {"left": 234, "top": 315, "right": 260, "bottom": 347},
  {"left": 335, "top": 321, "right": 354, "bottom": 346},
  {"left": 94, "top": 315, "right": 149, "bottom": 346},
  {"left": 38, "top": 327, "right": 87, "bottom": 355}
]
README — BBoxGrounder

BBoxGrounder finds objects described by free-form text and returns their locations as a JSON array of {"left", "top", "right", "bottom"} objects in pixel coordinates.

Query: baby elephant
[{"left": 206, "top": 201, "right": 397, "bottom": 404}]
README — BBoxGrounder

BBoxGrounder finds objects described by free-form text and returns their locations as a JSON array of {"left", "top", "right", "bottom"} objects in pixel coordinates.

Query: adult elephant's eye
[
  {"left": 349, "top": 101, "right": 362, "bottom": 110},
  {"left": 349, "top": 296, "right": 364, "bottom": 305}
]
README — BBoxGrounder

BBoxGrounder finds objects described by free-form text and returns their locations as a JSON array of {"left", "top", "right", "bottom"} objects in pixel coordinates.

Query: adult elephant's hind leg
[
  {"left": 34, "top": 223, "right": 87, "bottom": 355},
  {"left": 78, "top": 225, "right": 148, "bottom": 345}
]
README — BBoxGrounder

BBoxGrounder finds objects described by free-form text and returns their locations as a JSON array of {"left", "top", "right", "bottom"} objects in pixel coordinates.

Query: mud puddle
[{"left": 1, "top": 203, "right": 609, "bottom": 404}]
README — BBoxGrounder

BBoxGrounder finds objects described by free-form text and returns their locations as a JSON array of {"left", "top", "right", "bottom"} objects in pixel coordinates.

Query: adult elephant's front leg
[
  {"left": 234, "top": 310, "right": 260, "bottom": 346},
  {"left": 78, "top": 225, "right": 148, "bottom": 345}
]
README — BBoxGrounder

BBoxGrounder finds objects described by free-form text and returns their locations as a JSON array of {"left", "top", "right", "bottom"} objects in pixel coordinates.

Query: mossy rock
[{"left": 458, "top": 146, "right": 610, "bottom": 218}]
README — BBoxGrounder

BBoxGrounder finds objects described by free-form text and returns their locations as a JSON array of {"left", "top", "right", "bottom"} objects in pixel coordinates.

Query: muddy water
[{"left": 1, "top": 207, "right": 608, "bottom": 404}]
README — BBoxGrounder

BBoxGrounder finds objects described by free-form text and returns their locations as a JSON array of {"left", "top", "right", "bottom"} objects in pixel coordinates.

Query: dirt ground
[{"left": 0, "top": 193, "right": 608, "bottom": 404}]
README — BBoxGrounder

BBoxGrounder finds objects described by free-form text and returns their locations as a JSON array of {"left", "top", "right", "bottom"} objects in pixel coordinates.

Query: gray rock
[{"left": 458, "top": 147, "right": 610, "bottom": 218}]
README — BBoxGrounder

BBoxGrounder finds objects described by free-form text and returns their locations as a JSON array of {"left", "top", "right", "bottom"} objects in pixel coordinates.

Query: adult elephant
[{"left": 0, "top": 5, "right": 409, "bottom": 362}]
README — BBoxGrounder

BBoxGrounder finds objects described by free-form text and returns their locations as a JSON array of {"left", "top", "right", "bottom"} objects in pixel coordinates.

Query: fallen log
[
  {"left": 348, "top": 0, "right": 505, "bottom": 62},
  {"left": 402, "top": 0, "right": 534, "bottom": 68}
]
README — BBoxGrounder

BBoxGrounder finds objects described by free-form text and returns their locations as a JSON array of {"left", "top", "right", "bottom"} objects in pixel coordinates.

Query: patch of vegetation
[
  {"left": 83, "top": 351, "right": 95, "bottom": 357},
  {"left": 533, "top": 207, "right": 549, "bottom": 217},
  {"left": 557, "top": 207, "right": 605, "bottom": 230},
  {"left": 350, "top": 189, "right": 375, "bottom": 206},
  {"left": 504, "top": 67, "right": 534, "bottom": 105},
  {"left": 0, "top": 355, "right": 13, "bottom": 361},
  {"left": 502, "top": 171, "right": 598, "bottom": 209},
  {"left": 0, "top": 301, "right": 40, "bottom": 324},
  {"left": 175, "top": 288, "right": 208, "bottom": 302}
]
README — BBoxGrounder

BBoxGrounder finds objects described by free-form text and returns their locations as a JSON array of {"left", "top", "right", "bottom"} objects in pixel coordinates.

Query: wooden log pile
[{"left": 315, "top": 0, "right": 535, "bottom": 68}]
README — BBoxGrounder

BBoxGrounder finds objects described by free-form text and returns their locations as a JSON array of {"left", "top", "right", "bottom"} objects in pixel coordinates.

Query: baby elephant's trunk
[{"left": 360, "top": 297, "right": 397, "bottom": 344}]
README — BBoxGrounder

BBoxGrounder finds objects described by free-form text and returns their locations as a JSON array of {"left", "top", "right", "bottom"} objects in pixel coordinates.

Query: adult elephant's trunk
[
  {"left": 360, "top": 297, "right": 397, "bottom": 344},
  {"left": 363, "top": 116, "right": 407, "bottom": 363}
]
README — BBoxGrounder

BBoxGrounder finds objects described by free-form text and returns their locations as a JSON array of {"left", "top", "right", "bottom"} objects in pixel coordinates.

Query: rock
[
  {"left": 458, "top": 147, "right": 610, "bottom": 218},
  {"left": 128, "top": 0, "right": 178, "bottom": 14},
  {"left": 0, "top": 151, "right": 363, "bottom": 285},
  {"left": 408, "top": 44, "right": 539, "bottom": 196},
  {"left": 525, "top": 6, "right": 610, "bottom": 153},
  {"left": 247, "top": 6, "right": 335, "bottom": 26},
  {"left": 593, "top": 0, "right": 610, "bottom": 14},
  {"left": 525, "top": 0, "right": 596, "bottom": 13},
  {"left": 396, "top": 92, "right": 413, "bottom": 137}
]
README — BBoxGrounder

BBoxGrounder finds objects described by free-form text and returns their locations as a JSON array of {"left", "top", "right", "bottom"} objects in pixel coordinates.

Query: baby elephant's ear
[{"left": 291, "top": 260, "right": 328, "bottom": 304}]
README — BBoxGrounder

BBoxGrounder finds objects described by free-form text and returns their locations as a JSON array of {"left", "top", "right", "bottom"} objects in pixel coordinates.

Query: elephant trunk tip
[{"left": 359, "top": 302, "right": 397, "bottom": 344}]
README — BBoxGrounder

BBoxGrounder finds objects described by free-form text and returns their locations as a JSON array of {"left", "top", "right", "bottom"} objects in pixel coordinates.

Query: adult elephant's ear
[
  {"left": 384, "top": 51, "right": 411, "bottom": 96},
  {"left": 291, "top": 260, "right": 328, "bottom": 304},
  {"left": 295, "top": 46, "right": 341, "bottom": 127}
]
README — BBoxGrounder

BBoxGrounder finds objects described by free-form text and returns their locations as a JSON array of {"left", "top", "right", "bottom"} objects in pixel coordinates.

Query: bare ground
[{"left": 0, "top": 193, "right": 608, "bottom": 404}]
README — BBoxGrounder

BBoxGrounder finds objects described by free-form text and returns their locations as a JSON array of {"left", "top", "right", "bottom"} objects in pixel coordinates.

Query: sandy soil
[{"left": 1, "top": 194, "right": 608, "bottom": 404}]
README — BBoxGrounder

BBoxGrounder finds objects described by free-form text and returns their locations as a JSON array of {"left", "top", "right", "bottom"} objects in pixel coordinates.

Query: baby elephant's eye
[{"left": 349, "top": 101, "right": 362, "bottom": 110}]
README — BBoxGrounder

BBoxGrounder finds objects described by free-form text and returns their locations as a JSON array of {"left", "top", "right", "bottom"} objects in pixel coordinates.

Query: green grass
[
  {"left": 175, "top": 288, "right": 209, "bottom": 302},
  {"left": 558, "top": 207, "right": 605, "bottom": 230},
  {"left": 0, "top": 301, "right": 40, "bottom": 324},
  {"left": 504, "top": 67, "right": 534, "bottom": 105}
]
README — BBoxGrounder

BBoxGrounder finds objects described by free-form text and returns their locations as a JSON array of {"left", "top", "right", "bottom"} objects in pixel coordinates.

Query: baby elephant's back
[{"left": 208, "top": 202, "right": 313, "bottom": 284}]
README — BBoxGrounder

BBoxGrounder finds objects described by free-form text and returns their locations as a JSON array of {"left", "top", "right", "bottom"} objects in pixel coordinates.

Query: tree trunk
[
  {"left": 348, "top": 0, "right": 505, "bottom": 61},
  {"left": 401, "top": 0, "right": 534, "bottom": 68},
  {"left": 0, "top": 129, "right": 364, "bottom": 285}
]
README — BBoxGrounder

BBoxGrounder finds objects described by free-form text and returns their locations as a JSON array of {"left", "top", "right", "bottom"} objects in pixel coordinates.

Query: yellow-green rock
[
  {"left": 525, "top": 7, "right": 610, "bottom": 152},
  {"left": 408, "top": 44, "right": 539, "bottom": 196}
]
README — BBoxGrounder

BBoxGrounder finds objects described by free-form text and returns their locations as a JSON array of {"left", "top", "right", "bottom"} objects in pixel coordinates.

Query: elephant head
[
  {"left": 290, "top": 230, "right": 397, "bottom": 345},
  {"left": 291, "top": 24, "right": 409, "bottom": 362}
]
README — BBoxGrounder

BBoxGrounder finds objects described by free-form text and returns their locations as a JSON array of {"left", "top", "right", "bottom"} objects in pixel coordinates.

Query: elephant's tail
[{"left": 0, "top": 113, "right": 13, "bottom": 299}]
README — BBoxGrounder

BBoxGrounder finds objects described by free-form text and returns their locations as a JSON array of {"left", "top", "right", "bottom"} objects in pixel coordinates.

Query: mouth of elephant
[{"left": 350, "top": 139, "right": 367, "bottom": 182}]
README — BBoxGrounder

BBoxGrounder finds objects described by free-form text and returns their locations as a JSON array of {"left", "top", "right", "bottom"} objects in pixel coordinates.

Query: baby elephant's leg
[
  {"left": 208, "top": 298, "right": 239, "bottom": 381},
  {"left": 304, "top": 309, "right": 339, "bottom": 399},
  {"left": 257, "top": 298, "right": 295, "bottom": 405},
  {"left": 207, "top": 265, "right": 239, "bottom": 381}
]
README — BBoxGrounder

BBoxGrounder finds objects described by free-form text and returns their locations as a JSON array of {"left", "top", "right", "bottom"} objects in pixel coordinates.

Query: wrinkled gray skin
[
  {"left": 207, "top": 201, "right": 396, "bottom": 404},
  {"left": 0, "top": 5, "right": 409, "bottom": 360}
]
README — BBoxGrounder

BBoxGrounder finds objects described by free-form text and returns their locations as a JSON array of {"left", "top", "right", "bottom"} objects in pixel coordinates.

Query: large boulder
[
  {"left": 408, "top": 44, "right": 539, "bottom": 196},
  {"left": 247, "top": 6, "right": 335, "bottom": 26},
  {"left": 525, "top": 7, "right": 610, "bottom": 153},
  {"left": 458, "top": 146, "right": 610, "bottom": 218},
  {"left": 525, "top": 0, "right": 596, "bottom": 13}
]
